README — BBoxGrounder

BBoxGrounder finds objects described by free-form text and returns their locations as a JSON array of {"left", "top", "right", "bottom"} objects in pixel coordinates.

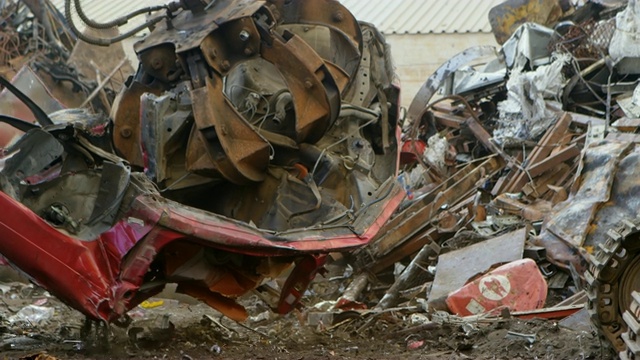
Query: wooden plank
[
  {"left": 505, "top": 112, "right": 573, "bottom": 193},
  {"left": 369, "top": 159, "right": 487, "bottom": 245},
  {"left": 522, "top": 163, "right": 570, "bottom": 198},
  {"left": 369, "top": 228, "right": 443, "bottom": 274},
  {"left": 491, "top": 152, "right": 523, "bottom": 196},
  {"left": 527, "top": 144, "right": 581, "bottom": 177},
  {"left": 372, "top": 157, "right": 504, "bottom": 257},
  {"left": 369, "top": 189, "right": 479, "bottom": 274}
]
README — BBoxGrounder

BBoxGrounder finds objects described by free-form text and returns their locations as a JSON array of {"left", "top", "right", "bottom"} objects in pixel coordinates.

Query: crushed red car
[{"left": 0, "top": 0, "right": 402, "bottom": 324}]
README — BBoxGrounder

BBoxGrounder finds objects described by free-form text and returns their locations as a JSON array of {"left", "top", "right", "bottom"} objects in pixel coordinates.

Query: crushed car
[{"left": 0, "top": 0, "right": 402, "bottom": 326}]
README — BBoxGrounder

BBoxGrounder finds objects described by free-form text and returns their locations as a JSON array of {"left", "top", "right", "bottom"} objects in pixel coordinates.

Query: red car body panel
[{"left": 0, "top": 179, "right": 403, "bottom": 321}]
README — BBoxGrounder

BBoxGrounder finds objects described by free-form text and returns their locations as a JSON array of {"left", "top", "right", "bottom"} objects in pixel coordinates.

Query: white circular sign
[{"left": 478, "top": 274, "right": 511, "bottom": 301}]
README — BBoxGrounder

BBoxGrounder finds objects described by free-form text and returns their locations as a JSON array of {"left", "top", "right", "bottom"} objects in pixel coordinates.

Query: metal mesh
[{"left": 551, "top": 18, "right": 616, "bottom": 59}]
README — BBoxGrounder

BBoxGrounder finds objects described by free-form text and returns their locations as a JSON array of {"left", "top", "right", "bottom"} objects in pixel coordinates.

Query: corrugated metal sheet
[
  {"left": 50, "top": 0, "right": 500, "bottom": 36},
  {"left": 340, "top": 0, "right": 504, "bottom": 34}
]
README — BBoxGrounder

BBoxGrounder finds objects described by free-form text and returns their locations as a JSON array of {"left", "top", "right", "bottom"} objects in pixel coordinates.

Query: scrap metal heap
[
  {"left": 344, "top": 0, "right": 640, "bottom": 357},
  {"left": 4, "top": 0, "right": 640, "bottom": 357},
  {"left": 0, "top": 0, "right": 402, "bottom": 324}
]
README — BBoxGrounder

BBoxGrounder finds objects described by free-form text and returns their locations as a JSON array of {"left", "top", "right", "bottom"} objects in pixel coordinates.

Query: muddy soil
[{"left": 0, "top": 281, "right": 614, "bottom": 360}]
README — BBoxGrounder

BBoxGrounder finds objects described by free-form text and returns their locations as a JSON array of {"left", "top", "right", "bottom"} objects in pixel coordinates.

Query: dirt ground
[{"left": 0, "top": 279, "right": 615, "bottom": 360}]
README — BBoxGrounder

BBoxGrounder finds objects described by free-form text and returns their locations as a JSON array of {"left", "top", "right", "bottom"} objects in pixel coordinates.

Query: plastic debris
[
  {"left": 139, "top": 299, "right": 165, "bottom": 309},
  {"left": 8, "top": 305, "right": 54, "bottom": 325}
]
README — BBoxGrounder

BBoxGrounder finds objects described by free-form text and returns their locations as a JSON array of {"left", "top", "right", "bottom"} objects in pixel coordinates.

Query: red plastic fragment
[
  {"left": 400, "top": 139, "right": 427, "bottom": 165},
  {"left": 407, "top": 339, "right": 425, "bottom": 350},
  {"left": 445, "top": 258, "right": 547, "bottom": 317}
]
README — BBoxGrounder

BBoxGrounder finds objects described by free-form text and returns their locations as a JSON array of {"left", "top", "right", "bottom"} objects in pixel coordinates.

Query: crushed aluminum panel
[
  {"left": 494, "top": 54, "right": 570, "bottom": 146},
  {"left": 427, "top": 228, "right": 526, "bottom": 310},
  {"left": 544, "top": 141, "right": 632, "bottom": 248},
  {"left": 447, "top": 66, "right": 506, "bottom": 95},
  {"left": 610, "top": 0, "right": 640, "bottom": 69},
  {"left": 501, "top": 22, "right": 554, "bottom": 69},
  {"left": 1, "top": 129, "right": 64, "bottom": 191}
]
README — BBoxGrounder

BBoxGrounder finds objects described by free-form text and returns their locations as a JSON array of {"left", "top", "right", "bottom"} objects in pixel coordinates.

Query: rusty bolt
[
  {"left": 239, "top": 29, "right": 251, "bottom": 41},
  {"left": 333, "top": 10, "right": 344, "bottom": 22},
  {"left": 151, "top": 58, "right": 163, "bottom": 70},
  {"left": 120, "top": 126, "right": 133, "bottom": 138},
  {"left": 221, "top": 60, "right": 231, "bottom": 71},
  {"left": 303, "top": 26, "right": 310, "bottom": 32},
  {"left": 304, "top": 79, "right": 314, "bottom": 89},
  {"left": 244, "top": 47, "right": 254, "bottom": 56},
  {"left": 221, "top": 125, "right": 228, "bottom": 135}
]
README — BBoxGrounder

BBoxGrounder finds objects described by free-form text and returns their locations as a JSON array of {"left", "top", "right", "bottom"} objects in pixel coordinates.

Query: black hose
[
  {"left": 73, "top": 0, "right": 167, "bottom": 29},
  {"left": 64, "top": 0, "right": 166, "bottom": 46},
  {"left": 0, "top": 115, "right": 40, "bottom": 131}
]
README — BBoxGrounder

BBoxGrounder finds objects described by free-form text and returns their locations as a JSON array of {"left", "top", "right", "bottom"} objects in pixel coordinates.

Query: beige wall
[{"left": 384, "top": 33, "right": 499, "bottom": 108}]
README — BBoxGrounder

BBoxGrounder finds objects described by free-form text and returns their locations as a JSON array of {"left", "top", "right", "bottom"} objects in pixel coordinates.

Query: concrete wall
[{"left": 384, "top": 33, "right": 499, "bottom": 108}]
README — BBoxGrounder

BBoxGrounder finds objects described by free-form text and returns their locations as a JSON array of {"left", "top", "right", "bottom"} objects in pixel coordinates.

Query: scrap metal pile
[
  {"left": 329, "top": 0, "right": 640, "bottom": 357},
  {"left": 1, "top": 0, "right": 640, "bottom": 358},
  {"left": 0, "top": 0, "right": 72, "bottom": 77}
]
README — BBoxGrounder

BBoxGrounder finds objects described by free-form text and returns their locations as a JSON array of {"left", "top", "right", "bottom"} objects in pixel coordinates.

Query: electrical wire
[{"left": 310, "top": 110, "right": 379, "bottom": 177}]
